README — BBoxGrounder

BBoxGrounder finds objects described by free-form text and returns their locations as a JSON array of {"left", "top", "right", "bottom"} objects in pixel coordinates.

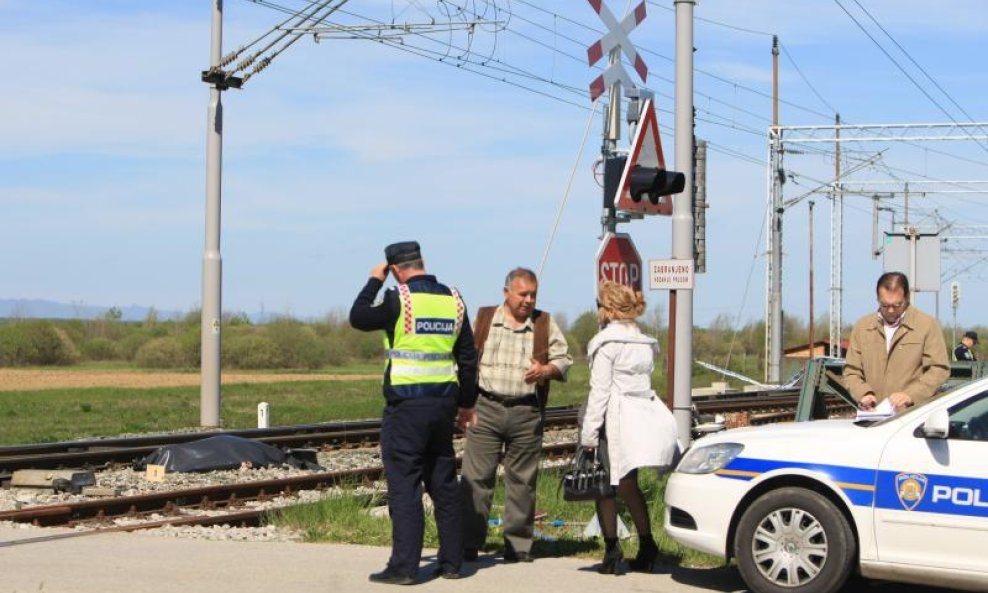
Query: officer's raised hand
[{"left": 370, "top": 262, "right": 390, "bottom": 281}]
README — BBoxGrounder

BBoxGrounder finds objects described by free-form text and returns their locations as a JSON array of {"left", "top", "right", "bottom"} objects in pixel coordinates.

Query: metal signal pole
[
  {"left": 201, "top": 0, "right": 225, "bottom": 427},
  {"left": 601, "top": 46, "right": 622, "bottom": 236},
  {"left": 672, "top": 0, "right": 696, "bottom": 447}
]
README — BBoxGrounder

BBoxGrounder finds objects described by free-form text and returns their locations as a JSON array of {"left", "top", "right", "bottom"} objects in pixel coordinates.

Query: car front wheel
[{"left": 735, "top": 487, "right": 856, "bottom": 593}]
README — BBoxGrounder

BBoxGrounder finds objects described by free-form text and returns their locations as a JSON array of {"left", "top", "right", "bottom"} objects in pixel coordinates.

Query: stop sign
[{"left": 596, "top": 232, "right": 642, "bottom": 293}]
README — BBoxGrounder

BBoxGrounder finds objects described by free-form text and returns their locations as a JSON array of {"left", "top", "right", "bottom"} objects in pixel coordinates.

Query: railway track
[
  {"left": 0, "top": 391, "right": 857, "bottom": 536},
  {"left": 0, "top": 392, "right": 849, "bottom": 475},
  {"left": 0, "top": 407, "right": 581, "bottom": 474},
  {"left": 0, "top": 442, "right": 579, "bottom": 532}
]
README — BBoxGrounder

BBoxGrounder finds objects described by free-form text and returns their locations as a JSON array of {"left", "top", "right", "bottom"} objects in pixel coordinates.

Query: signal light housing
[{"left": 629, "top": 166, "right": 686, "bottom": 204}]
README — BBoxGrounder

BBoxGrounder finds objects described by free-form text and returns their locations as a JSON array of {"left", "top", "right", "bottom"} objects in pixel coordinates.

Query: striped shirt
[{"left": 478, "top": 305, "right": 573, "bottom": 397}]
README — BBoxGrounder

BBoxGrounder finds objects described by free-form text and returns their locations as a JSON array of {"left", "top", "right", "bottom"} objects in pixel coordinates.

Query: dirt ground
[{"left": 0, "top": 369, "right": 379, "bottom": 392}]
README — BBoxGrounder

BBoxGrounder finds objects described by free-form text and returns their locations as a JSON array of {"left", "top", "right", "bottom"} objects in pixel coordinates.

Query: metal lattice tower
[
  {"left": 764, "top": 128, "right": 783, "bottom": 382},
  {"left": 765, "top": 121, "right": 988, "bottom": 367},
  {"left": 829, "top": 179, "right": 843, "bottom": 357}
]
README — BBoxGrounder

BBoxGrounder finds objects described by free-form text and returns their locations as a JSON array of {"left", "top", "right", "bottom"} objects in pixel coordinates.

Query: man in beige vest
[
  {"left": 459, "top": 268, "right": 573, "bottom": 563},
  {"left": 844, "top": 271, "right": 949, "bottom": 411}
]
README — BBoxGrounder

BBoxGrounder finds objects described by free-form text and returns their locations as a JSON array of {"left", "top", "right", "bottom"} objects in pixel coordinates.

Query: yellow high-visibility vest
[{"left": 386, "top": 284, "right": 464, "bottom": 390}]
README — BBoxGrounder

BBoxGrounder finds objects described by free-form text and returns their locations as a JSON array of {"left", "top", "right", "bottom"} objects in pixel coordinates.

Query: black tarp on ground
[{"left": 133, "top": 435, "right": 322, "bottom": 472}]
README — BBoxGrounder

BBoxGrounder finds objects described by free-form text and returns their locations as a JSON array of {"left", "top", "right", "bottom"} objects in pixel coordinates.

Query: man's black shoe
[
  {"left": 503, "top": 550, "right": 533, "bottom": 563},
  {"left": 433, "top": 567, "right": 462, "bottom": 580},
  {"left": 368, "top": 569, "right": 415, "bottom": 585},
  {"left": 463, "top": 548, "right": 479, "bottom": 562}
]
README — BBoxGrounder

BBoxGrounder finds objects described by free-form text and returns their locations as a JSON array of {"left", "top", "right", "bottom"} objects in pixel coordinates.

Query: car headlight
[{"left": 676, "top": 443, "right": 744, "bottom": 474}]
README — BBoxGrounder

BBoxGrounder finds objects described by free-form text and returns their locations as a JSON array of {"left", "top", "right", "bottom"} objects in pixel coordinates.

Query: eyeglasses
[{"left": 877, "top": 301, "right": 907, "bottom": 311}]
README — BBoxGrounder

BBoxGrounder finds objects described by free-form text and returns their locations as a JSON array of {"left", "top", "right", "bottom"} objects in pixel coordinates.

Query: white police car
[{"left": 664, "top": 376, "right": 988, "bottom": 593}]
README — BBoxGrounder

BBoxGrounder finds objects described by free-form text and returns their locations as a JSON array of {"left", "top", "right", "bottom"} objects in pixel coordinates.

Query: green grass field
[
  {"left": 268, "top": 467, "right": 723, "bottom": 568},
  {"left": 0, "top": 364, "right": 592, "bottom": 444},
  {"left": 1, "top": 362, "right": 722, "bottom": 568}
]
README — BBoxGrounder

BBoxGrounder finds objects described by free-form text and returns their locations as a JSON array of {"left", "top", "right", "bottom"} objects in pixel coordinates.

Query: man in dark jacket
[{"left": 350, "top": 241, "right": 478, "bottom": 584}]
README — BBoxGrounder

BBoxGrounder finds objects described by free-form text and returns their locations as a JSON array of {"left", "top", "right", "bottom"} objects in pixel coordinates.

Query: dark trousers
[
  {"left": 381, "top": 396, "right": 462, "bottom": 577},
  {"left": 460, "top": 395, "right": 544, "bottom": 554}
]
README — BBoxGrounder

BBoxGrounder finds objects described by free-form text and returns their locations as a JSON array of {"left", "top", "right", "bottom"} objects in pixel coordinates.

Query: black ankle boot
[
  {"left": 598, "top": 538, "right": 624, "bottom": 575},
  {"left": 628, "top": 533, "right": 659, "bottom": 572}
]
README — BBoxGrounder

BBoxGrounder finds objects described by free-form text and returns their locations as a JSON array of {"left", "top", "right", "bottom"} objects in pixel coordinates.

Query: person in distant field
[
  {"left": 844, "top": 271, "right": 950, "bottom": 412},
  {"left": 349, "top": 241, "right": 478, "bottom": 585},
  {"left": 459, "top": 267, "right": 573, "bottom": 563},
  {"left": 954, "top": 330, "right": 978, "bottom": 362}
]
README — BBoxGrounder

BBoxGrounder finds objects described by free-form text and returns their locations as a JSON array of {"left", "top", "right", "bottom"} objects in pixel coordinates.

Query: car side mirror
[{"left": 921, "top": 409, "right": 950, "bottom": 439}]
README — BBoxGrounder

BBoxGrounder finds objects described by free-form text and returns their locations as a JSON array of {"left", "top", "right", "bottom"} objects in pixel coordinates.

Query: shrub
[
  {"left": 134, "top": 337, "right": 187, "bottom": 368},
  {"left": 118, "top": 333, "right": 151, "bottom": 361},
  {"left": 179, "top": 326, "right": 201, "bottom": 368},
  {"left": 223, "top": 334, "right": 283, "bottom": 369},
  {"left": 350, "top": 329, "right": 383, "bottom": 360},
  {"left": 264, "top": 319, "right": 328, "bottom": 369},
  {"left": 0, "top": 321, "right": 78, "bottom": 366},
  {"left": 323, "top": 337, "right": 348, "bottom": 367},
  {"left": 82, "top": 337, "right": 119, "bottom": 361},
  {"left": 568, "top": 311, "right": 599, "bottom": 357}
]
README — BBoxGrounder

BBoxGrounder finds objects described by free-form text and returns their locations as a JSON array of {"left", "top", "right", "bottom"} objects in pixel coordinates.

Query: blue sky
[{"left": 2, "top": 0, "right": 987, "bottom": 334}]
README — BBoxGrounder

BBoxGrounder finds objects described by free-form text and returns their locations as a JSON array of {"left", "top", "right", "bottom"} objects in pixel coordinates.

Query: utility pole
[
  {"left": 872, "top": 194, "right": 881, "bottom": 258},
  {"left": 765, "top": 35, "right": 783, "bottom": 383},
  {"left": 809, "top": 199, "right": 815, "bottom": 355},
  {"left": 672, "top": 0, "right": 696, "bottom": 446},
  {"left": 951, "top": 281, "right": 960, "bottom": 347},
  {"left": 601, "top": 46, "right": 622, "bottom": 236},
  {"left": 829, "top": 114, "right": 843, "bottom": 358},
  {"left": 194, "top": 1, "right": 474, "bottom": 428},
  {"left": 200, "top": 0, "right": 225, "bottom": 427},
  {"left": 904, "top": 182, "right": 910, "bottom": 226}
]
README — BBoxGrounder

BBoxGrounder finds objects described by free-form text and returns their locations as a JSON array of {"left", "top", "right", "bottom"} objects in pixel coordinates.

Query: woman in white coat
[{"left": 580, "top": 281, "right": 679, "bottom": 575}]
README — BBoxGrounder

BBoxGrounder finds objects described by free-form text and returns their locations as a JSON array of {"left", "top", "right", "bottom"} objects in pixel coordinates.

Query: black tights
[{"left": 594, "top": 469, "right": 652, "bottom": 539}]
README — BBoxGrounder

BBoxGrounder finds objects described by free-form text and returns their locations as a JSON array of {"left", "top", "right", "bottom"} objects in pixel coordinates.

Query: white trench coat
[{"left": 579, "top": 320, "right": 680, "bottom": 485}]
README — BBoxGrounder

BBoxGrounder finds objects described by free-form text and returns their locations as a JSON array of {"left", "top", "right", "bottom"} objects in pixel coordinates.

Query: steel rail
[
  {"left": 0, "top": 442, "right": 579, "bottom": 529},
  {"left": 0, "top": 392, "right": 829, "bottom": 474}
]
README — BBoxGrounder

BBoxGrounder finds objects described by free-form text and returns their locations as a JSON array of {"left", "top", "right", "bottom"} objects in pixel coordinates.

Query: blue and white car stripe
[{"left": 717, "top": 457, "right": 988, "bottom": 517}]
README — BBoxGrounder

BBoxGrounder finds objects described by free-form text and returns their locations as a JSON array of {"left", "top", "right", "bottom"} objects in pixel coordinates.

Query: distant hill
[
  {"left": 0, "top": 299, "right": 184, "bottom": 322},
  {"left": 0, "top": 299, "right": 301, "bottom": 324}
]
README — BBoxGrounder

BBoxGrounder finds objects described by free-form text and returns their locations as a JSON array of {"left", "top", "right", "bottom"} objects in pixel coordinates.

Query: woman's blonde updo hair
[{"left": 597, "top": 281, "right": 646, "bottom": 321}]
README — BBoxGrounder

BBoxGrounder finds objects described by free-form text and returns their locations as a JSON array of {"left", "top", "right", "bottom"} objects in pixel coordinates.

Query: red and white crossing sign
[
  {"left": 586, "top": 0, "right": 648, "bottom": 101},
  {"left": 596, "top": 232, "right": 642, "bottom": 293},
  {"left": 615, "top": 98, "right": 672, "bottom": 215}
]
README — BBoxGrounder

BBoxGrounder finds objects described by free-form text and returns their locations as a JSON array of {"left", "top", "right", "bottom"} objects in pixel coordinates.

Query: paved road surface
[{"left": 0, "top": 525, "right": 956, "bottom": 593}]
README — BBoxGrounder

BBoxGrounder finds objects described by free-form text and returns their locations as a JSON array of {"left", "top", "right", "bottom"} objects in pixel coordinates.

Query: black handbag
[{"left": 561, "top": 447, "right": 614, "bottom": 502}]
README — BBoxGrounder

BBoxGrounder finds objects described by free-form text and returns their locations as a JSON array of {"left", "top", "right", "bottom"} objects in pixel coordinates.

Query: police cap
[
  {"left": 385, "top": 241, "right": 422, "bottom": 265},
  {"left": 964, "top": 330, "right": 979, "bottom": 344}
]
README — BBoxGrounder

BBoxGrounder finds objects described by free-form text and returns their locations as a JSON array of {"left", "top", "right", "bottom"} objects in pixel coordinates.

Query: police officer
[
  {"left": 954, "top": 330, "right": 978, "bottom": 362},
  {"left": 349, "top": 241, "right": 478, "bottom": 585}
]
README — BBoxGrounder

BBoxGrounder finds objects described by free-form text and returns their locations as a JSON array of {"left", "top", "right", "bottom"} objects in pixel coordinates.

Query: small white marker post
[{"left": 257, "top": 402, "right": 270, "bottom": 429}]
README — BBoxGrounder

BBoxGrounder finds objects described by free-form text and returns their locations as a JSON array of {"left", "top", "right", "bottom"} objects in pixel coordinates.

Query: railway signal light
[{"left": 629, "top": 166, "right": 686, "bottom": 205}]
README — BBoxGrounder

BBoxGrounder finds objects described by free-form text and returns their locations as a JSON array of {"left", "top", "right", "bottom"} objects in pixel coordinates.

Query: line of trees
[
  {"left": 2, "top": 307, "right": 979, "bottom": 376},
  {"left": 0, "top": 309, "right": 380, "bottom": 370}
]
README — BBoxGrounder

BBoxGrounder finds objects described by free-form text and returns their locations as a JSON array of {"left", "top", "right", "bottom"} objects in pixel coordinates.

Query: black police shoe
[
  {"left": 368, "top": 568, "right": 415, "bottom": 585},
  {"left": 433, "top": 567, "right": 462, "bottom": 580}
]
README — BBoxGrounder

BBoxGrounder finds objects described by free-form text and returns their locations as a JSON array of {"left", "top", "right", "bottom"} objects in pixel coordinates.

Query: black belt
[{"left": 479, "top": 388, "right": 539, "bottom": 407}]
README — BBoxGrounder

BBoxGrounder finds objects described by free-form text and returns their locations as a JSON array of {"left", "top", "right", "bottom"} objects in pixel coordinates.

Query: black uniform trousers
[{"left": 381, "top": 395, "right": 463, "bottom": 577}]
